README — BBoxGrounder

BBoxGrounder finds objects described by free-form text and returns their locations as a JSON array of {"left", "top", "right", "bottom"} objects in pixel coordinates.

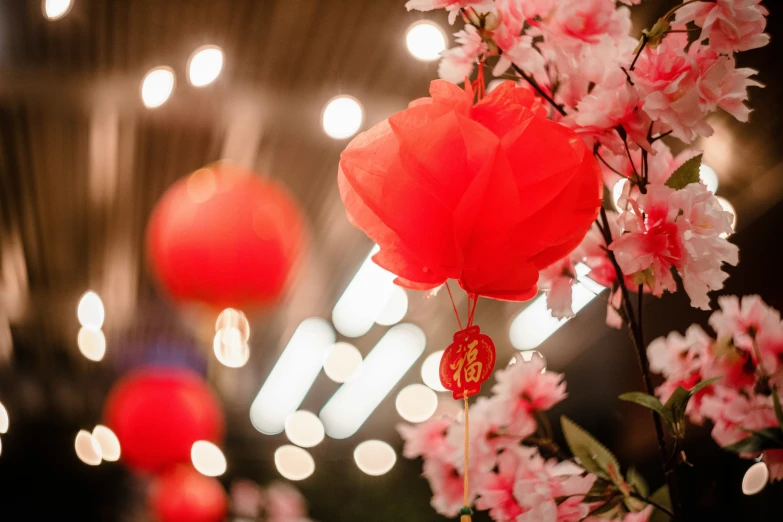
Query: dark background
[{"left": 1, "top": 0, "right": 783, "bottom": 520}]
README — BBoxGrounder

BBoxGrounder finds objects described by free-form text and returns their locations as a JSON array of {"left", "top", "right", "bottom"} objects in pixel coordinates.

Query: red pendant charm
[{"left": 439, "top": 325, "right": 496, "bottom": 400}]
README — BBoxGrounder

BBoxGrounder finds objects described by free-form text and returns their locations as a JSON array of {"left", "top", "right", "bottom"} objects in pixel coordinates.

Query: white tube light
[
  {"left": 509, "top": 264, "right": 605, "bottom": 350},
  {"left": 250, "top": 318, "right": 335, "bottom": 435},
  {"left": 320, "top": 323, "right": 426, "bottom": 439},
  {"left": 332, "top": 245, "right": 397, "bottom": 338}
]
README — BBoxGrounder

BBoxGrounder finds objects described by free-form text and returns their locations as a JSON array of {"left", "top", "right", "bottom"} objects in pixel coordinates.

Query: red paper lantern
[
  {"left": 104, "top": 367, "right": 224, "bottom": 473},
  {"left": 150, "top": 465, "right": 228, "bottom": 522},
  {"left": 338, "top": 80, "right": 602, "bottom": 301},
  {"left": 147, "top": 163, "right": 306, "bottom": 312}
]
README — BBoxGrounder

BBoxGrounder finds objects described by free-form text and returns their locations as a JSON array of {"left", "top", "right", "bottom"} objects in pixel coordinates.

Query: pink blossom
[
  {"left": 446, "top": 397, "right": 517, "bottom": 473},
  {"left": 423, "top": 456, "right": 476, "bottom": 517},
  {"left": 439, "top": 25, "right": 487, "bottom": 83},
  {"left": 231, "top": 480, "right": 263, "bottom": 518},
  {"left": 491, "top": 359, "right": 567, "bottom": 436},
  {"left": 397, "top": 417, "right": 455, "bottom": 460},
  {"left": 695, "top": 46, "right": 763, "bottom": 123},
  {"left": 265, "top": 482, "right": 309, "bottom": 521},
  {"left": 547, "top": 0, "right": 631, "bottom": 46},
  {"left": 632, "top": 34, "right": 713, "bottom": 143},
  {"left": 675, "top": 0, "right": 769, "bottom": 54},
  {"left": 648, "top": 324, "right": 710, "bottom": 379},
  {"left": 475, "top": 447, "right": 529, "bottom": 521},
  {"left": 763, "top": 450, "right": 783, "bottom": 481},
  {"left": 538, "top": 257, "right": 577, "bottom": 320},
  {"left": 700, "top": 387, "right": 777, "bottom": 446},
  {"left": 405, "top": 0, "right": 494, "bottom": 24}
]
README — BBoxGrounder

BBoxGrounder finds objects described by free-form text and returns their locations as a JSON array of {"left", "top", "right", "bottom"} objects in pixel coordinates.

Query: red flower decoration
[{"left": 338, "top": 80, "right": 602, "bottom": 300}]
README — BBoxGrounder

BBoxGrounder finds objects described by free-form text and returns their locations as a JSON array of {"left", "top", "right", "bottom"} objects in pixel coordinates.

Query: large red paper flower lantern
[
  {"left": 338, "top": 80, "right": 602, "bottom": 301},
  {"left": 150, "top": 465, "right": 228, "bottom": 522},
  {"left": 147, "top": 163, "right": 306, "bottom": 312},
  {"left": 104, "top": 367, "right": 224, "bottom": 473}
]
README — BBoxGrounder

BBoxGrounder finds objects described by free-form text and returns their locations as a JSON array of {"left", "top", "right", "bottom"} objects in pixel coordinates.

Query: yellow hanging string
[{"left": 461, "top": 393, "right": 472, "bottom": 522}]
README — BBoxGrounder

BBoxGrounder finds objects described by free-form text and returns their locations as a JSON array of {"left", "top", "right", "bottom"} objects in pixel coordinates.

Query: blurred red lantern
[
  {"left": 147, "top": 163, "right": 306, "bottom": 312},
  {"left": 338, "top": 80, "right": 602, "bottom": 301},
  {"left": 104, "top": 367, "right": 224, "bottom": 473},
  {"left": 150, "top": 465, "right": 228, "bottom": 522}
]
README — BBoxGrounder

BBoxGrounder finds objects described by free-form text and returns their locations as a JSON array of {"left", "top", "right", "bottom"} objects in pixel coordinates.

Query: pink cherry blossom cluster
[
  {"left": 398, "top": 359, "right": 654, "bottom": 521},
  {"left": 648, "top": 295, "right": 783, "bottom": 480},
  {"left": 406, "top": 0, "right": 767, "bottom": 322}
]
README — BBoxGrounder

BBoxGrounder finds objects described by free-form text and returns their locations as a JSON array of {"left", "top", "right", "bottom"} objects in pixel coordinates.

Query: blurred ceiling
[{"left": 2, "top": 1, "right": 783, "bottom": 521}]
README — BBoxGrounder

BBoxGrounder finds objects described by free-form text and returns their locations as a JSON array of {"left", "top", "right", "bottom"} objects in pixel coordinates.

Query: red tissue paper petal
[{"left": 338, "top": 80, "right": 602, "bottom": 301}]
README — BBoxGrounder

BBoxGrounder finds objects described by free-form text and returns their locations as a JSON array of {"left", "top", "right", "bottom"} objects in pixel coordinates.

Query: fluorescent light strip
[
  {"left": 320, "top": 323, "right": 426, "bottom": 439},
  {"left": 509, "top": 264, "right": 606, "bottom": 351},
  {"left": 332, "top": 245, "right": 397, "bottom": 338},
  {"left": 250, "top": 318, "right": 335, "bottom": 435}
]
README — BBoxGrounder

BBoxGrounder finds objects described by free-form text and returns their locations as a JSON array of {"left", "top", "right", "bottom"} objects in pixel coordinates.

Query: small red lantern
[
  {"left": 150, "top": 465, "right": 228, "bottom": 522},
  {"left": 147, "top": 163, "right": 306, "bottom": 312},
  {"left": 439, "top": 325, "right": 496, "bottom": 400},
  {"left": 104, "top": 367, "right": 224, "bottom": 473}
]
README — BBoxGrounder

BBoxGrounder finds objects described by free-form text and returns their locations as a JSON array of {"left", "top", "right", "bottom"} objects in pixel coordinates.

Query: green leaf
[
  {"left": 649, "top": 485, "right": 673, "bottom": 522},
  {"left": 750, "top": 427, "right": 783, "bottom": 446},
  {"left": 561, "top": 416, "right": 622, "bottom": 484},
  {"left": 589, "top": 495, "right": 625, "bottom": 518},
  {"left": 619, "top": 392, "right": 664, "bottom": 414},
  {"left": 723, "top": 429, "right": 783, "bottom": 454},
  {"left": 665, "top": 154, "right": 703, "bottom": 190},
  {"left": 689, "top": 377, "right": 722, "bottom": 396},
  {"left": 773, "top": 390, "right": 783, "bottom": 430},
  {"left": 642, "top": 17, "right": 671, "bottom": 49},
  {"left": 626, "top": 467, "right": 649, "bottom": 498},
  {"left": 662, "top": 385, "right": 691, "bottom": 432}
]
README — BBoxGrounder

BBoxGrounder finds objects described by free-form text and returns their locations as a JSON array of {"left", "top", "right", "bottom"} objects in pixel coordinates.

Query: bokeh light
[
  {"left": 405, "top": 21, "right": 446, "bottom": 61},
  {"left": 284, "top": 411, "right": 325, "bottom": 448},
  {"left": 421, "top": 350, "right": 447, "bottom": 392},
  {"left": 0, "top": 401, "right": 8, "bottom": 434},
  {"left": 742, "top": 461, "right": 769, "bottom": 495},
  {"left": 716, "top": 196, "right": 737, "bottom": 238},
  {"left": 274, "top": 445, "right": 315, "bottom": 481},
  {"left": 322, "top": 96, "right": 363, "bottom": 139},
  {"left": 77, "top": 291, "right": 104, "bottom": 331},
  {"left": 141, "top": 67, "right": 175, "bottom": 108},
  {"left": 395, "top": 384, "right": 438, "bottom": 423},
  {"left": 75, "top": 430, "right": 102, "bottom": 466},
  {"left": 354, "top": 440, "right": 396, "bottom": 476},
  {"left": 191, "top": 440, "right": 227, "bottom": 477},
  {"left": 323, "top": 342, "right": 363, "bottom": 383},
  {"left": 700, "top": 164, "right": 720, "bottom": 194},
  {"left": 213, "top": 328, "right": 250, "bottom": 368},
  {"left": 375, "top": 286, "right": 408, "bottom": 326},
  {"left": 188, "top": 45, "right": 224, "bottom": 87},
  {"left": 92, "top": 425, "right": 121, "bottom": 462},
  {"left": 77, "top": 327, "right": 106, "bottom": 362},
  {"left": 43, "top": 0, "right": 72, "bottom": 20}
]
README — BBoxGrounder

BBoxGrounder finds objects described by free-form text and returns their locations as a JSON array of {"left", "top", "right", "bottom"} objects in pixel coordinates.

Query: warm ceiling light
[
  {"left": 188, "top": 45, "right": 224, "bottom": 87},
  {"left": 75, "top": 430, "right": 102, "bottom": 466},
  {"left": 395, "top": 384, "right": 438, "bottom": 423},
  {"left": 332, "top": 245, "right": 397, "bottom": 338},
  {"left": 77, "top": 327, "right": 106, "bottom": 362},
  {"left": 742, "top": 461, "right": 769, "bottom": 495},
  {"left": 250, "top": 318, "right": 335, "bottom": 435},
  {"left": 354, "top": 440, "right": 396, "bottom": 476},
  {"left": 191, "top": 440, "right": 227, "bottom": 477},
  {"left": 612, "top": 178, "right": 629, "bottom": 211},
  {"left": 213, "top": 328, "right": 250, "bottom": 368},
  {"left": 375, "top": 286, "right": 409, "bottom": 326},
  {"left": 141, "top": 67, "right": 175, "bottom": 108},
  {"left": 284, "top": 411, "right": 325, "bottom": 448},
  {"left": 420, "top": 350, "right": 447, "bottom": 392},
  {"left": 77, "top": 291, "right": 104, "bottom": 331},
  {"left": 323, "top": 342, "right": 363, "bottom": 383},
  {"left": 92, "top": 425, "right": 120, "bottom": 462},
  {"left": 216, "top": 308, "right": 249, "bottom": 342},
  {"left": 0, "top": 401, "right": 8, "bottom": 434},
  {"left": 43, "top": 0, "right": 72, "bottom": 20},
  {"left": 320, "top": 323, "right": 426, "bottom": 439},
  {"left": 274, "top": 445, "right": 315, "bottom": 481},
  {"left": 405, "top": 21, "right": 447, "bottom": 61},
  {"left": 699, "top": 164, "right": 719, "bottom": 194},
  {"left": 716, "top": 196, "right": 737, "bottom": 238},
  {"left": 322, "top": 96, "right": 363, "bottom": 139}
]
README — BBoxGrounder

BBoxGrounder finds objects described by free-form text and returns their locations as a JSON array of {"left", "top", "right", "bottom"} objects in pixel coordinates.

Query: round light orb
[
  {"left": 75, "top": 430, "right": 102, "bottom": 466},
  {"left": 284, "top": 411, "right": 325, "bottom": 448},
  {"left": 141, "top": 66, "right": 175, "bottom": 108},
  {"left": 354, "top": 440, "right": 396, "bottom": 476},
  {"left": 188, "top": 45, "right": 224, "bottom": 87},
  {"left": 43, "top": 0, "right": 72, "bottom": 20},
  {"left": 742, "top": 461, "right": 769, "bottom": 495},
  {"left": 405, "top": 21, "right": 447, "bottom": 61},
  {"left": 716, "top": 196, "right": 737, "bottom": 238},
  {"left": 421, "top": 350, "right": 447, "bottom": 392},
  {"left": 612, "top": 178, "right": 629, "bottom": 210},
  {"left": 376, "top": 286, "right": 408, "bottom": 326},
  {"left": 322, "top": 96, "right": 363, "bottom": 139},
  {"left": 92, "top": 425, "right": 121, "bottom": 462},
  {"left": 323, "top": 342, "right": 363, "bottom": 383},
  {"left": 77, "top": 327, "right": 106, "bottom": 362},
  {"left": 699, "top": 164, "right": 719, "bottom": 194},
  {"left": 274, "top": 445, "right": 315, "bottom": 481},
  {"left": 213, "top": 328, "right": 250, "bottom": 368},
  {"left": 215, "top": 308, "right": 249, "bottom": 342},
  {"left": 0, "top": 435, "right": 2, "bottom": 456},
  {"left": 191, "top": 440, "right": 227, "bottom": 477},
  {"left": 395, "top": 384, "right": 438, "bottom": 423},
  {"left": 0, "top": 401, "right": 8, "bottom": 434},
  {"left": 77, "top": 291, "right": 105, "bottom": 330}
]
